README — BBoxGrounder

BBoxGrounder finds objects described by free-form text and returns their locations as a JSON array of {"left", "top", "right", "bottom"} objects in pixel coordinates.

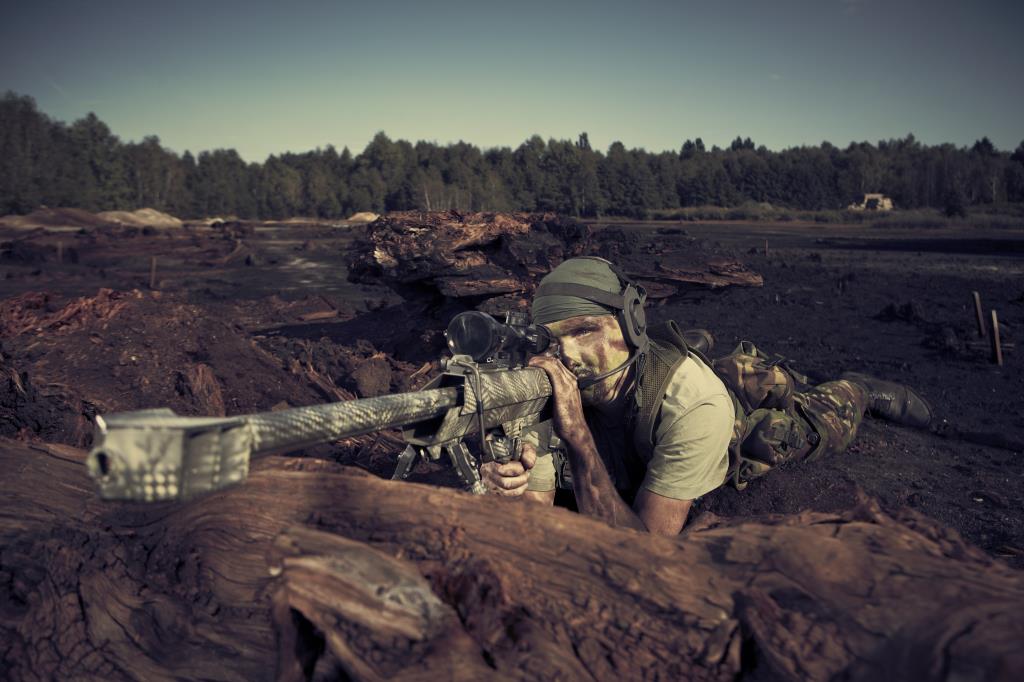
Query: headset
[{"left": 534, "top": 257, "right": 649, "bottom": 390}]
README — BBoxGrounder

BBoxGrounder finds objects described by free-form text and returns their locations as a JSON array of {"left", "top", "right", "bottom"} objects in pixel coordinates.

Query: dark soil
[
  {"left": 1, "top": 217, "right": 1021, "bottom": 570},
  {"left": 642, "top": 221, "right": 1024, "bottom": 567}
]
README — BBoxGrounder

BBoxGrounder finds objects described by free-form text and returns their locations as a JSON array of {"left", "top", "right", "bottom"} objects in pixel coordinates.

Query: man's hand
[
  {"left": 480, "top": 442, "right": 538, "bottom": 496},
  {"left": 528, "top": 353, "right": 647, "bottom": 532},
  {"left": 528, "top": 354, "right": 589, "bottom": 448}
]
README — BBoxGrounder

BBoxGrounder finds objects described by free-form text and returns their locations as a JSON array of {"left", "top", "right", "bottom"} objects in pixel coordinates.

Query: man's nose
[{"left": 557, "top": 338, "right": 581, "bottom": 366}]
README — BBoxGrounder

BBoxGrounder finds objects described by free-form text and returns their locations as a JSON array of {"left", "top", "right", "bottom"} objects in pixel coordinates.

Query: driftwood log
[
  {"left": 2, "top": 438, "right": 1022, "bottom": 681},
  {"left": 347, "top": 211, "right": 763, "bottom": 310}
]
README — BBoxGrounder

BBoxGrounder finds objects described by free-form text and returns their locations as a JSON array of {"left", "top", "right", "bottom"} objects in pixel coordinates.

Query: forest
[{"left": 2, "top": 91, "right": 1023, "bottom": 220}]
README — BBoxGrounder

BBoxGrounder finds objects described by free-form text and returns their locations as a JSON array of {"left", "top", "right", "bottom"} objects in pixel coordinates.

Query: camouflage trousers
[{"left": 712, "top": 342, "right": 869, "bottom": 486}]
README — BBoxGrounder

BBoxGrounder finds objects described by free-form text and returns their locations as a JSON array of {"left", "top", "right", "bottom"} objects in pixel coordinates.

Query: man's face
[{"left": 543, "top": 314, "right": 631, "bottom": 406}]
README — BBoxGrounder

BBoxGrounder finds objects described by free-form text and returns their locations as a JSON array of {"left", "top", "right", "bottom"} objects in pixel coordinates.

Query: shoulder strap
[
  {"left": 646, "top": 320, "right": 687, "bottom": 349},
  {"left": 632, "top": 338, "right": 688, "bottom": 460},
  {"left": 647, "top": 319, "right": 717, "bottom": 366}
]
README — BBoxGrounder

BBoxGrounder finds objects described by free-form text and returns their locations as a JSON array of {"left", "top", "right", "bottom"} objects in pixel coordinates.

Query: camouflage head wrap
[{"left": 532, "top": 258, "right": 621, "bottom": 325}]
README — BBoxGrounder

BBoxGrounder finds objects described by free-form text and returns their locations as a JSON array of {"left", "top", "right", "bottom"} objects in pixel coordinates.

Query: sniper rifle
[{"left": 86, "top": 311, "right": 555, "bottom": 502}]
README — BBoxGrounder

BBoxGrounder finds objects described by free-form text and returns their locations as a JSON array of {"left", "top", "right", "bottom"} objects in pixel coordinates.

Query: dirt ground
[
  {"left": 650, "top": 221, "right": 1024, "bottom": 568},
  {"left": 1, "top": 217, "right": 1022, "bottom": 569}
]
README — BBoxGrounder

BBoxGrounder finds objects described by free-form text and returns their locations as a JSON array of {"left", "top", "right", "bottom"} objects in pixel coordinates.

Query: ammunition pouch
[{"left": 728, "top": 406, "right": 822, "bottom": 490}]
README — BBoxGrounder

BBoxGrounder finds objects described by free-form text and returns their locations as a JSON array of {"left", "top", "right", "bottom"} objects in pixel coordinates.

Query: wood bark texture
[
  {"left": 346, "top": 211, "right": 763, "bottom": 310},
  {"left": 2, "top": 438, "right": 1022, "bottom": 681}
]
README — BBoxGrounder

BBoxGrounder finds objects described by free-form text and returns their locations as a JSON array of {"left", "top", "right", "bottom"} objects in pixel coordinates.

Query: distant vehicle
[{"left": 848, "top": 193, "right": 894, "bottom": 211}]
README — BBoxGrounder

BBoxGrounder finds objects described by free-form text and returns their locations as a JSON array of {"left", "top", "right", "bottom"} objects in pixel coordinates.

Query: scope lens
[
  {"left": 445, "top": 311, "right": 497, "bottom": 361},
  {"left": 531, "top": 325, "right": 554, "bottom": 354}
]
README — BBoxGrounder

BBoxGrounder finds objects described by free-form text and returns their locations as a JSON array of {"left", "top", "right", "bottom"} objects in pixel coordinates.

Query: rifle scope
[{"left": 445, "top": 311, "right": 553, "bottom": 365}]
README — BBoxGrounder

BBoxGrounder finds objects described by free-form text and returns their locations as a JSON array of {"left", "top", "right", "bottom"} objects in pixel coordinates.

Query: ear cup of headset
[{"left": 620, "top": 284, "right": 647, "bottom": 349}]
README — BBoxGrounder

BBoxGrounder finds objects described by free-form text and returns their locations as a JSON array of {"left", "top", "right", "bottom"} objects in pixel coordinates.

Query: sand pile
[
  {"left": 96, "top": 208, "right": 183, "bottom": 228},
  {"left": 0, "top": 207, "right": 183, "bottom": 230},
  {"left": 348, "top": 211, "right": 380, "bottom": 223},
  {"left": 0, "top": 207, "right": 114, "bottom": 230}
]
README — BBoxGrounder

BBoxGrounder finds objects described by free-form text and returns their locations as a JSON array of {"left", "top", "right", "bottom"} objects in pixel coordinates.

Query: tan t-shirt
[{"left": 527, "top": 352, "right": 733, "bottom": 500}]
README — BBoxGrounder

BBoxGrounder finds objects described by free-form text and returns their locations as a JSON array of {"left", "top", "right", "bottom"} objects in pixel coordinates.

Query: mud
[{"left": 1, "top": 215, "right": 1021, "bottom": 569}]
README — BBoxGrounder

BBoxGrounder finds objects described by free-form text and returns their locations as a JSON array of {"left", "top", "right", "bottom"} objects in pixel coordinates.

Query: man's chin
[
  {"left": 578, "top": 381, "right": 604, "bottom": 406},
  {"left": 576, "top": 380, "right": 595, "bottom": 402}
]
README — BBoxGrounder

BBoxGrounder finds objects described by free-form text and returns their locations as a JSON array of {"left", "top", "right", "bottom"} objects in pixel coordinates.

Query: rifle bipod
[{"left": 392, "top": 441, "right": 487, "bottom": 495}]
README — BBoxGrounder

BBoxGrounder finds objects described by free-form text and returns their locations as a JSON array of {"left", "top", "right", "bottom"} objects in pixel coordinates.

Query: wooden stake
[
  {"left": 972, "top": 291, "right": 986, "bottom": 337},
  {"left": 991, "top": 310, "right": 1003, "bottom": 366},
  {"left": 56, "top": 241, "right": 63, "bottom": 264},
  {"left": 764, "top": 239, "right": 769, "bottom": 257},
  {"left": 149, "top": 256, "right": 157, "bottom": 290}
]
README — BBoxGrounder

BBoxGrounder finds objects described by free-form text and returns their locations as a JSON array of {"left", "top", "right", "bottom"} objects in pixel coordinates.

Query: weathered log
[
  {"left": 269, "top": 526, "right": 500, "bottom": 681},
  {"left": 347, "top": 211, "right": 763, "bottom": 310},
  {"left": 435, "top": 274, "right": 528, "bottom": 298},
  {"left": 201, "top": 238, "right": 258, "bottom": 267},
  {"left": 2, "top": 438, "right": 1022, "bottom": 681},
  {"left": 644, "top": 258, "right": 765, "bottom": 289},
  {"left": 350, "top": 211, "right": 538, "bottom": 285}
]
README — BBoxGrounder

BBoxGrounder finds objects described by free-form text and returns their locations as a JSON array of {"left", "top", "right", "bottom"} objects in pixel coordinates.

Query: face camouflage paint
[{"left": 544, "top": 315, "right": 633, "bottom": 406}]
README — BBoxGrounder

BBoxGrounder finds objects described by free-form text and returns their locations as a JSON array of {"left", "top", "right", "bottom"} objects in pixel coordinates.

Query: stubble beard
[
  {"left": 569, "top": 364, "right": 600, "bottom": 405},
  {"left": 572, "top": 364, "right": 622, "bottom": 407},
  {"left": 571, "top": 364, "right": 595, "bottom": 381}
]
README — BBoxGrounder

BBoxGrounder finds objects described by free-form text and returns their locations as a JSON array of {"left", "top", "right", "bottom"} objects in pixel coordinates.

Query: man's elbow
[
  {"left": 640, "top": 515, "right": 686, "bottom": 536},
  {"left": 633, "top": 490, "right": 693, "bottom": 536}
]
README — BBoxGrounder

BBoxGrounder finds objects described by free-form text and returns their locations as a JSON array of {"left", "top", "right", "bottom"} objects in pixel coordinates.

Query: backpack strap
[
  {"left": 632, "top": 329, "right": 689, "bottom": 460},
  {"left": 638, "top": 321, "right": 748, "bottom": 491}
]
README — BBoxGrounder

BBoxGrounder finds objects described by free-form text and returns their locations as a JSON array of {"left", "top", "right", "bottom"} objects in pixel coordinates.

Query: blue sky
[{"left": 3, "top": 0, "right": 1022, "bottom": 161}]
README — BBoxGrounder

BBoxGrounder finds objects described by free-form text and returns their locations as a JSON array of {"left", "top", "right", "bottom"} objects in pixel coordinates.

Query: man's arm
[
  {"left": 633, "top": 490, "right": 693, "bottom": 535},
  {"left": 560, "top": 427, "right": 648, "bottom": 531},
  {"left": 482, "top": 409, "right": 691, "bottom": 532},
  {"left": 488, "top": 356, "right": 699, "bottom": 535},
  {"left": 638, "top": 394, "right": 734, "bottom": 533},
  {"left": 560, "top": 428, "right": 693, "bottom": 534},
  {"left": 529, "top": 355, "right": 649, "bottom": 532}
]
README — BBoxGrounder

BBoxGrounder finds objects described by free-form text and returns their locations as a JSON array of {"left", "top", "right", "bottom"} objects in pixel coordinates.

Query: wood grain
[{"left": 2, "top": 438, "right": 1022, "bottom": 680}]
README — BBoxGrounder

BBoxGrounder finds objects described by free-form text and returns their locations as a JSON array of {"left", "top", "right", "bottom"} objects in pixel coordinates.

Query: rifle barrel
[
  {"left": 247, "top": 386, "right": 461, "bottom": 455},
  {"left": 87, "top": 386, "right": 462, "bottom": 501}
]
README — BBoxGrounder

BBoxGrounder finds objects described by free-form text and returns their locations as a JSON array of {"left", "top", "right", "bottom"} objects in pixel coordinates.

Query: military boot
[
  {"left": 681, "top": 328, "right": 715, "bottom": 357},
  {"left": 840, "top": 372, "right": 933, "bottom": 429}
]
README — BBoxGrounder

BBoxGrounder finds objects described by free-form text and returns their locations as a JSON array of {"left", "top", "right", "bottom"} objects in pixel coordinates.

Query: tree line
[{"left": 2, "top": 91, "right": 1023, "bottom": 219}]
